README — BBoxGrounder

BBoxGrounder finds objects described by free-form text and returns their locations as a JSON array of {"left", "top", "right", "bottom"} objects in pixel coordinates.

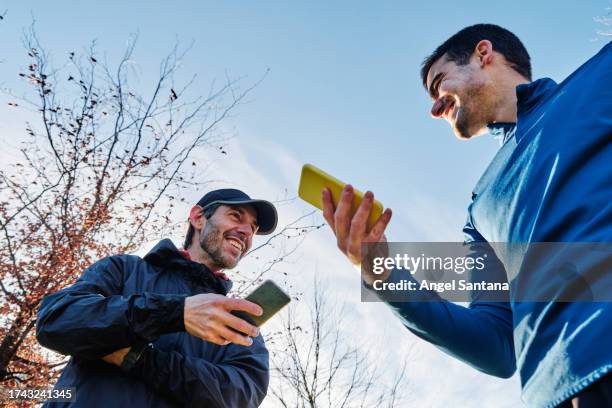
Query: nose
[
  {"left": 237, "top": 226, "right": 254, "bottom": 252},
  {"left": 430, "top": 97, "right": 446, "bottom": 119},
  {"left": 236, "top": 223, "right": 253, "bottom": 240}
]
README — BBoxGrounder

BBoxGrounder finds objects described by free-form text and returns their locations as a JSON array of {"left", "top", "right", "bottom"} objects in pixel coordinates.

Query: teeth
[{"left": 228, "top": 239, "right": 243, "bottom": 251}]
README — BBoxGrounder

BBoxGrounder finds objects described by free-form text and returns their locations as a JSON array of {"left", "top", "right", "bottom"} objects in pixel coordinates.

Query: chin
[
  {"left": 453, "top": 131, "right": 472, "bottom": 141},
  {"left": 220, "top": 261, "right": 237, "bottom": 270},
  {"left": 452, "top": 126, "right": 474, "bottom": 140},
  {"left": 453, "top": 119, "right": 487, "bottom": 141},
  {"left": 221, "top": 255, "right": 240, "bottom": 270}
]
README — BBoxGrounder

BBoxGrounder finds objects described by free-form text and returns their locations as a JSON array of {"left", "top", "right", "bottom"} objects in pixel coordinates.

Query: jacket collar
[
  {"left": 487, "top": 78, "right": 558, "bottom": 146},
  {"left": 143, "top": 239, "right": 233, "bottom": 295},
  {"left": 516, "top": 77, "right": 558, "bottom": 116},
  {"left": 487, "top": 122, "right": 517, "bottom": 147}
]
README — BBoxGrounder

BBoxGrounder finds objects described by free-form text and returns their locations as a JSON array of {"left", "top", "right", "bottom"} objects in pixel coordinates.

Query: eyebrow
[{"left": 428, "top": 72, "right": 443, "bottom": 99}]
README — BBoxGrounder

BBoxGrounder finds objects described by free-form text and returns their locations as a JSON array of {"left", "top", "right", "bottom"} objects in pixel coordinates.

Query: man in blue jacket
[
  {"left": 36, "top": 188, "right": 278, "bottom": 407},
  {"left": 321, "top": 24, "right": 612, "bottom": 407}
]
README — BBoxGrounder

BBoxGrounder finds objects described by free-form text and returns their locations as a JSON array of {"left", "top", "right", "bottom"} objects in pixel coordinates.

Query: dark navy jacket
[
  {"left": 375, "top": 41, "right": 612, "bottom": 407},
  {"left": 36, "top": 239, "right": 269, "bottom": 407}
]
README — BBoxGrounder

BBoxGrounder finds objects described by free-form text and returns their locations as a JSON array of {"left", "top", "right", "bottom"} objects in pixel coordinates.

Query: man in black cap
[{"left": 36, "top": 189, "right": 278, "bottom": 408}]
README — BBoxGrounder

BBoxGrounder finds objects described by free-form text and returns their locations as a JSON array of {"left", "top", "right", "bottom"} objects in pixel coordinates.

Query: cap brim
[{"left": 205, "top": 199, "right": 278, "bottom": 235}]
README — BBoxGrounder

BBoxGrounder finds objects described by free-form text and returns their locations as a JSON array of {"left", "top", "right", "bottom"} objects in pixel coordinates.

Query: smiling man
[
  {"left": 422, "top": 26, "right": 531, "bottom": 141},
  {"left": 322, "top": 24, "right": 612, "bottom": 407},
  {"left": 36, "top": 188, "right": 278, "bottom": 407}
]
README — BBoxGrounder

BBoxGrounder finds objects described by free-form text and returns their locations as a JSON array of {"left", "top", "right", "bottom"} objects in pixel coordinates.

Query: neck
[
  {"left": 490, "top": 71, "right": 530, "bottom": 124},
  {"left": 186, "top": 245, "right": 221, "bottom": 272}
]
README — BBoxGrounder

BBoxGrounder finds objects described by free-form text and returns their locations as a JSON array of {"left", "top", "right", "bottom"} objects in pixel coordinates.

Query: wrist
[
  {"left": 362, "top": 266, "right": 392, "bottom": 286},
  {"left": 183, "top": 296, "right": 194, "bottom": 333},
  {"left": 120, "top": 343, "right": 151, "bottom": 373},
  {"left": 102, "top": 346, "right": 132, "bottom": 367},
  {"left": 358, "top": 258, "right": 392, "bottom": 285}
]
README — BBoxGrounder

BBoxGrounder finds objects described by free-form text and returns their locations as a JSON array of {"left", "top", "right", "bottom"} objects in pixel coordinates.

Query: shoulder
[
  {"left": 97, "top": 253, "right": 143, "bottom": 269},
  {"left": 84, "top": 254, "right": 150, "bottom": 281}
]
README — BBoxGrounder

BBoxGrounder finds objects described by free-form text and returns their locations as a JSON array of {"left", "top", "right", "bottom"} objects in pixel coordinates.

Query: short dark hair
[
  {"left": 420, "top": 23, "right": 532, "bottom": 88},
  {"left": 183, "top": 203, "right": 221, "bottom": 249}
]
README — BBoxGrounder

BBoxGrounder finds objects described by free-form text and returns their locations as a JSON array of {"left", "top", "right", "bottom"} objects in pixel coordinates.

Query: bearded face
[
  {"left": 427, "top": 56, "right": 499, "bottom": 140},
  {"left": 198, "top": 220, "right": 237, "bottom": 269},
  {"left": 452, "top": 68, "right": 498, "bottom": 139},
  {"left": 196, "top": 205, "right": 256, "bottom": 270}
]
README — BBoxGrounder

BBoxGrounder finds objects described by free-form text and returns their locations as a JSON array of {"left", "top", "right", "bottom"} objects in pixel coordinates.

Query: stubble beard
[
  {"left": 453, "top": 77, "right": 496, "bottom": 140},
  {"left": 199, "top": 220, "right": 241, "bottom": 270}
]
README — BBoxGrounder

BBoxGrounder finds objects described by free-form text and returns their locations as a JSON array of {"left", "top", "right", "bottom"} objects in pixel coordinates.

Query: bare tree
[
  {"left": 233, "top": 210, "right": 324, "bottom": 297},
  {"left": 269, "top": 279, "right": 409, "bottom": 408},
  {"left": 593, "top": 3, "right": 612, "bottom": 37},
  {"left": 0, "top": 26, "right": 265, "bottom": 392}
]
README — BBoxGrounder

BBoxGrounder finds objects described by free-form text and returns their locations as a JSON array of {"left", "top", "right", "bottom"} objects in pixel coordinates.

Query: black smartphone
[{"left": 232, "top": 280, "right": 291, "bottom": 327}]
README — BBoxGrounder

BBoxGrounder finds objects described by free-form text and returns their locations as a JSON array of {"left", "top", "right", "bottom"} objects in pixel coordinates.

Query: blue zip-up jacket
[
  {"left": 36, "top": 239, "right": 269, "bottom": 407},
  {"left": 375, "top": 41, "right": 612, "bottom": 407}
]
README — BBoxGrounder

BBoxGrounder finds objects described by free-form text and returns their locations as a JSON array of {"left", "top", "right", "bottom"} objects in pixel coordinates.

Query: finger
[
  {"left": 347, "top": 191, "right": 374, "bottom": 256},
  {"left": 224, "top": 298, "right": 263, "bottom": 316},
  {"left": 334, "top": 185, "right": 354, "bottom": 250},
  {"left": 222, "top": 311, "right": 260, "bottom": 337},
  {"left": 321, "top": 188, "right": 336, "bottom": 231},
  {"left": 215, "top": 323, "right": 254, "bottom": 347},
  {"left": 367, "top": 208, "right": 393, "bottom": 242},
  {"left": 210, "top": 332, "right": 232, "bottom": 346}
]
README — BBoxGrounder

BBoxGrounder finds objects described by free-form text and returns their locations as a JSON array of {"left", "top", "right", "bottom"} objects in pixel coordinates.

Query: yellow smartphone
[{"left": 298, "top": 163, "right": 384, "bottom": 230}]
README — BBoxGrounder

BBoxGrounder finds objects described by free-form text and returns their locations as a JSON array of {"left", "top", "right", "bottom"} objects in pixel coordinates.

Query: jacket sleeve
[
  {"left": 373, "top": 208, "right": 516, "bottom": 378},
  {"left": 36, "top": 255, "right": 186, "bottom": 359},
  {"left": 131, "top": 335, "right": 269, "bottom": 408}
]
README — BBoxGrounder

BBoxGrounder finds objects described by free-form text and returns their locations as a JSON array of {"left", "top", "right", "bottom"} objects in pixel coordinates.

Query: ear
[
  {"left": 189, "top": 205, "right": 205, "bottom": 230},
  {"left": 474, "top": 40, "right": 494, "bottom": 68}
]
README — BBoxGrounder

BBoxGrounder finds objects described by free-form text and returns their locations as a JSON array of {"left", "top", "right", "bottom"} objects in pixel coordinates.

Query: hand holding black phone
[{"left": 231, "top": 280, "right": 291, "bottom": 327}]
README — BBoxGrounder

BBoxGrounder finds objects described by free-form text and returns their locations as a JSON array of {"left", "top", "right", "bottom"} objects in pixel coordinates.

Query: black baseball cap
[{"left": 196, "top": 189, "right": 278, "bottom": 235}]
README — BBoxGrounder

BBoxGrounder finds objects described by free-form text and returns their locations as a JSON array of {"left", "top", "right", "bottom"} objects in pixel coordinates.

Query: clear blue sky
[
  {"left": 1, "top": 1, "right": 610, "bottom": 406},
  {"left": 1, "top": 2, "right": 608, "bottom": 229}
]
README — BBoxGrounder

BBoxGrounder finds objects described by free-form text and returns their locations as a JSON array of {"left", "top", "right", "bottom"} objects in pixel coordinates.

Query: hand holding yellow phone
[{"left": 297, "top": 164, "right": 384, "bottom": 230}]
